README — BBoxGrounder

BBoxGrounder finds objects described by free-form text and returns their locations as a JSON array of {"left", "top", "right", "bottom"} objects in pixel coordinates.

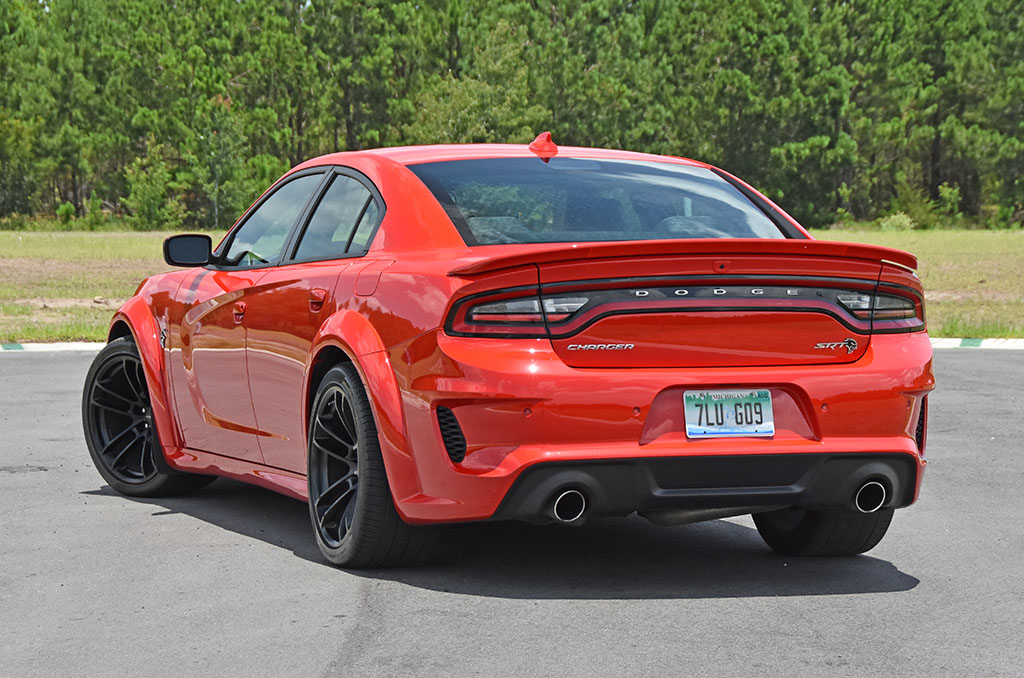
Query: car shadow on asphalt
[{"left": 83, "top": 479, "right": 919, "bottom": 600}]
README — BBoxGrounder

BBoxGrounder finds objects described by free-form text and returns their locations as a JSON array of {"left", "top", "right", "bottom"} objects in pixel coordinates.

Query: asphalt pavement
[{"left": 1, "top": 349, "right": 1021, "bottom": 677}]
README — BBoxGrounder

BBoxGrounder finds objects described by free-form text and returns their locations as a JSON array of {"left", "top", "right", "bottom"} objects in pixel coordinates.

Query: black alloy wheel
[
  {"left": 307, "top": 364, "right": 439, "bottom": 568},
  {"left": 309, "top": 382, "right": 361, "bottom": 548},
  {"left": 86, "top": 349, "right": 157, "bottom": 483},
  {"left": 82, "top": 337, "right": 213, "bottom": 497}
]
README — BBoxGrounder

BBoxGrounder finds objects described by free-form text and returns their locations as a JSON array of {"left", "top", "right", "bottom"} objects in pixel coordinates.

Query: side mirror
[{"left": 163, "top": 234, "right": 212, "bottom": 267}]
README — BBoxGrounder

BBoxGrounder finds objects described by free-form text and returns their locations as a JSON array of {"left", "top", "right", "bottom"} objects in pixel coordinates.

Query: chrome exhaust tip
[
  {"left": 551, "top": 489, "right": 587, "bottom": 523},
  {"left": 854, "top": 480, "right": 887, "bottom": 514}
]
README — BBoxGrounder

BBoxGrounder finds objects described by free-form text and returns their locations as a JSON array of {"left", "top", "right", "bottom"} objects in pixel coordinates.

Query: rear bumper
[
  {"left": 491, "top": 452, "right": 920, "bottom": 522},
  {"left": 381, "top": 330, "right": 933, "bottom": 523}
]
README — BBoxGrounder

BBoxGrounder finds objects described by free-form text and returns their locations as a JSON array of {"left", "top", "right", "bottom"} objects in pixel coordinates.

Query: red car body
[{"left": 100, "top": 139, "right": 933, "bottom": 560}]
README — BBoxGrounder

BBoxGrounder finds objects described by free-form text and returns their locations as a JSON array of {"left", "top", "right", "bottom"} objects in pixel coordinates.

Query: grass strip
[{"left": 2, "top": 229, "right": 1021, "bottom": 341}]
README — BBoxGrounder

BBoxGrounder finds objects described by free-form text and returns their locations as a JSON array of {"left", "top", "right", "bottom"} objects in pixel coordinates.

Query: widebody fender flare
[
  {"left": 308, "top": 309, "right": 423, "bottom": 514},
  {"left": 108, "top": 298, "right": 181, "bottom": 451}
]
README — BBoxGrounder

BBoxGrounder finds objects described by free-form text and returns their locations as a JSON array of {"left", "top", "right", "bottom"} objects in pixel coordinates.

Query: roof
[{"left": 297, "top": 142, "right": 710, "bottom": 169}]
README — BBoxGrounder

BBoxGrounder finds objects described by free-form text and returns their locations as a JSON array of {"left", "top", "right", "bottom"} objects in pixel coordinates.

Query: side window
[
  {"left": 293, "top": 175, "right": 378, "bottom": 261},
  {"left": 223, "top": 173, "right": 322, "bottom": 267},
  {"left": 348, "top": 200, "right": 380, "bottom": 253}
]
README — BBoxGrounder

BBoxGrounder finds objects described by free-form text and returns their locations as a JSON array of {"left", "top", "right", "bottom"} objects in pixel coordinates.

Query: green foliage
[
  {"left": 405, "top": 21, "right": 549, "bottom": 144},
  {"left": 877, "top": 212, "right": 915, "bottom": 232},
  {"left": 0, "top": 0, "right": 1020, "bottom": 230},
  {"left": 938, "top": 182, "right": 962, "bottom": 218},
  {"left": 122, "top": 142, "right": 184, "bottom": 231},
  {"left": 55, "top": 202, "right": 75, "bottom": 225},
  {"left": 0, "top": 112, "right": 38, "bottom": 216}
]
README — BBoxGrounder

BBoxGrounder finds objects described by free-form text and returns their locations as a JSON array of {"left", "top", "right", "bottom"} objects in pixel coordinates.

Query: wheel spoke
[
  {"left": 342, "top": 497, "right": 356, "bottom": 533},
  {"left": 312, "top": 436, "right": 355, "bottom": 463},
  {"left": 93, "top": 381, "right": 139, "bottom": 409},
  {"left": 99, "top": 420, "right": 144, "bottom": 458},
  {"left": 317, "top": 474, "right": 357, "bottom": 517},
  {"left": 90, "top": 399, "right": 133, "bottom": 416},
  {"left": 135, "top": 361, "right": 148, "bottom": 400},
  {"left": 316, "top": 475, "right": 358, "bottom": 542},
  {"left": 337, "top": 399, "right": 358, "bottom": 446},
  {"left": 121, "top": 358, "right": 142, "bottom": 399},
  {"left": 315, "top": 412, "right": 354, "bottom": 449},
  {"left": 108, "top": 429, "right": 146, "bottom": 470},
  {"left": 334, "top": 392, "right": 358, "bottom": 445},
  {"left": 137, "top": 430, "right": 154, "bottom": 476}
]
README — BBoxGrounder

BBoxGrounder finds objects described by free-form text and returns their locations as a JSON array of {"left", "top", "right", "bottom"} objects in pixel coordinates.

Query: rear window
[{"left": 408, "top": 157, "right": 787, "bottom": 245}]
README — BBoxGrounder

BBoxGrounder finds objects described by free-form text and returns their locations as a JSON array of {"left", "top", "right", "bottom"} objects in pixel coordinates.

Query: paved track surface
[{"left": 1, "top": 350, "right": 1021, "bottom": 677}]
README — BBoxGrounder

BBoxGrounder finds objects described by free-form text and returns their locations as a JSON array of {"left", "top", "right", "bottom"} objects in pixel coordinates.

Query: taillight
[
  {"left": 446, "top": 290, "right": 589, "bottom": 337},
  {"left": 871, "top": 294, "right": 917, "bottom": 320},
  {"left": 837, "top": 291, "right": 924, "bottom": 332},
  {"left": 469, "top": 298, "right": 546, "bottom": 324}
]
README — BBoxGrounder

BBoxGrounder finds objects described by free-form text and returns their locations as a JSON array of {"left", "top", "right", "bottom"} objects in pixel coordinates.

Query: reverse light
[
  {"left": 543, "top": 296, "right": 588, "bottom": 315},
  {"left": 836, "top": 293, "right": 871, "bottom": 312}
]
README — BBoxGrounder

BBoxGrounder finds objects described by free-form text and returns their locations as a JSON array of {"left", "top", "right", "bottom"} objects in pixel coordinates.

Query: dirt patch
[
  {"left": 13, "top": 297, "right": 125, "bottom": 310},
  {"left": 927, "top": 290, "right": 1021, "bottom": 302}
]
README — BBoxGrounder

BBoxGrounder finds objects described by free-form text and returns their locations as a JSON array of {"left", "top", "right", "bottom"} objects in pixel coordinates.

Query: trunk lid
[{"left": 452, "top": 239, "right": 912, "bottom": 369}]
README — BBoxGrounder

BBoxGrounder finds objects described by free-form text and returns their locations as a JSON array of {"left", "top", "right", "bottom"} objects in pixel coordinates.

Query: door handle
[
  {"left": 233, "top": 301, "right": 247, "bottom": 323},
  {"left": 309, "top": 288, "right": 327, "bottom": 312}
]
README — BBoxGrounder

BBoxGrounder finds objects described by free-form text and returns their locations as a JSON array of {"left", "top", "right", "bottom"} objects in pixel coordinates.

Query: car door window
[
  {"left": 293, "top": 175, "right": 378, "bottom": 261},
  {"left": 223, "top": 173, "right": 323, "bottom": 267}
]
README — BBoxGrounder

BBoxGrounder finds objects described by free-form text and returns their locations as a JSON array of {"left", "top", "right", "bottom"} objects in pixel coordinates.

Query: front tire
[
  {"left": 82, "top": 337, "right": 215, "bottom": 497},
  {"left": 753, "top": 506, "right": 894, "bottom": 556},
  {"left": 307, "top": 364, "right": 438, "bottom": 568}
]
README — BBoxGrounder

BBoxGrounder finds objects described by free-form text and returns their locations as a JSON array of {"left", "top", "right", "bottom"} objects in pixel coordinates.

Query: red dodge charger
[{"left": 83, "top": 134, "right": 933, "bottom": 567}]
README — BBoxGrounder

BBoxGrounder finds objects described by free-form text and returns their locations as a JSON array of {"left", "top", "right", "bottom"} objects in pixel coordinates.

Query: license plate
[{"left": 684, "top": 389, "right": 775, "bottom": 438}]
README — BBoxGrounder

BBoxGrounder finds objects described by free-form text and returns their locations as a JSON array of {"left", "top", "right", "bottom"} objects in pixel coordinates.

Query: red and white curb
[{"left": 2, "top": 338, "right": 1024, "bottom": 352}]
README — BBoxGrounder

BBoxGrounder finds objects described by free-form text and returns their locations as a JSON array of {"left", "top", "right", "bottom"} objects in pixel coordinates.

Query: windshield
[{"left": 408, "top": 157, "right": 787, "bottom": 245}]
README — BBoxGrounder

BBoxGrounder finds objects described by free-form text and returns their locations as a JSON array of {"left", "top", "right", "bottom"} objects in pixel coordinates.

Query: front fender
[
  {"left": 109, "top": 298, "right": 180, "bottom": 450},
  {"left": 308, "top": 310, "right": 424, "bottom": 516}
]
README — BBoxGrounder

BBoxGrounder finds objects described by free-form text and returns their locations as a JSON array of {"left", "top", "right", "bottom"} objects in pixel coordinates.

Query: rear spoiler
[{"left": 448, "top": 239, "right": 917, "bottom": 276}]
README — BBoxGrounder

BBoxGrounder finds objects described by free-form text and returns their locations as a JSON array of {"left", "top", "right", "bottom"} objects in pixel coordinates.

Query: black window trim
[
  {"left": 208, "top": 167, "right": 331, "bottom": 271},
  {"left": 281, "top": 165, "right": 387, "bottom": 266}
]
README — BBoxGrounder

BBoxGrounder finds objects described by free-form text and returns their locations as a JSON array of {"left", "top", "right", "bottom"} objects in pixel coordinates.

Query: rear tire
[
  {"left": 307, "top": 364, "right": 439, "bottom": 568},
  {"left": 753, "top": 506, "right": 894, "bottom": 556},
  {"left": 82, "top": 337, "right": 215, "bottom": 497}
]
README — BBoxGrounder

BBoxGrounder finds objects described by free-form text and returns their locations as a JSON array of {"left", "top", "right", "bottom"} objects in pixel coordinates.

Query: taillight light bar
[{"left": 446, "top": 281, "right": 926, "bottom": 337}]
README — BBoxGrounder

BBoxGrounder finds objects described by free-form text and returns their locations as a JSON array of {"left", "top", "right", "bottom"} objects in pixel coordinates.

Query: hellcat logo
[
  {"left": 814, "top": 338, "right": 859, "bottom": 354},
  {"left": 566, "top": 343, "right": 635, "bottom": 351}
]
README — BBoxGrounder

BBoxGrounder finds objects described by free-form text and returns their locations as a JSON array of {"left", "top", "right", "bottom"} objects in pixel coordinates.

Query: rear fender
[
  {"left": 108, "top": 298, "right": 181, "bottom": 450},
  {"left": 308, "top": 310, "right": 422, "bottom": 514}
]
